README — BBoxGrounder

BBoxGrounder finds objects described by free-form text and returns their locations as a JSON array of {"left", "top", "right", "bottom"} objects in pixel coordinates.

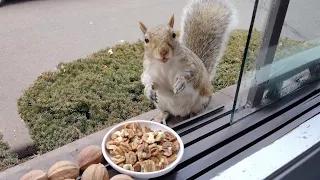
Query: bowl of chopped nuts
[{"left": 101, "top": 120, "right": 184, "bottom": 179}]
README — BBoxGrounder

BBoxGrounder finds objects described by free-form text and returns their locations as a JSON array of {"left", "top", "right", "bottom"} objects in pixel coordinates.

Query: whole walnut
[
  {"left": 47, "top": 161, "right": 79, "bottom": 180},
  {"left": 77, "top": 145, "right": 104, "bottom": 171},
  {"left": 82, "top": 163, "right": 109, "bottom": 180},
  {"left": 20, "top": 170, "right": 48, "bottom": 180},
  {"left": 110, "top": 174, "right": 134, "bottom": 180}
]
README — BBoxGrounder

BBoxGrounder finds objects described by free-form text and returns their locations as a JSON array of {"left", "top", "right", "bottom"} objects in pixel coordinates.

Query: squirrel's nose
[{"left": 159, "top": 49, "right": 168, "bottom": 57}]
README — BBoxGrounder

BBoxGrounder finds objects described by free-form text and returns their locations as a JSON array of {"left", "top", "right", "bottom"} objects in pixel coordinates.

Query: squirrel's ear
[
  {"left": 168, "top": 13, "right": 174, "bottom": 28},
  {"left": 138, "top": 21, "right": 147, "bottom": 34}
]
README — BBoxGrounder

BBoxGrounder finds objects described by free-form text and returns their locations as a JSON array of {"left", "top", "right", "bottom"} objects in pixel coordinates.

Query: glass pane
[{"left": 231, "top": 0, "right": 320, "bottom": 123}]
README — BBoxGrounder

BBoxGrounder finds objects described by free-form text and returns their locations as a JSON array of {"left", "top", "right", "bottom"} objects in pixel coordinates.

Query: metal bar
[
  {"left": 247, "top": 0, "right": 290, "bottom": 107},
  {"left": 171, "top": 105, "right": 225, "bottom": 133}
]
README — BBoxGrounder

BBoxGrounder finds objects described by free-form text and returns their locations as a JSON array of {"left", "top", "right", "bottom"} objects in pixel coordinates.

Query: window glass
[{"left": 231, "top": 0, "right": 320, "bottom": 123}]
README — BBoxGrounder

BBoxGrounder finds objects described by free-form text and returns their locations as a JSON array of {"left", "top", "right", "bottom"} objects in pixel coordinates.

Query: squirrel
[{"left": 138, "top": 0, "right": 237, "bottom": 125}]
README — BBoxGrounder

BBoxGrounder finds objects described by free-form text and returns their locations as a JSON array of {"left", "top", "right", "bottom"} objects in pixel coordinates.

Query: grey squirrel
[{"left": 138, "top": 0, "right": 237, "bottom": 125}]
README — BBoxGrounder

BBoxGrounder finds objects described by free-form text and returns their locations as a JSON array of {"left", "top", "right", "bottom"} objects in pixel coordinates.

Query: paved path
[{"left": 0, "top": 0, "right": 318, "bottom": 155}]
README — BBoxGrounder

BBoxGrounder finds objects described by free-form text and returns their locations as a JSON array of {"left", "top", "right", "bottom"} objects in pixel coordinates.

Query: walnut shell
[
  {"left": 110, "top": 174, "right": 134, "bottom": 180},
  {"left": 20, "top": 170, "right": 48, "bottom": 180},
  {"left": 77, "top": 145, "right": 103, "bottom": 171},
  {"left": 47, "top": 161, "right": 79, "bottom": 180},
  {"left": 81, "top": 163, "right": 109, "bottom": 180}
]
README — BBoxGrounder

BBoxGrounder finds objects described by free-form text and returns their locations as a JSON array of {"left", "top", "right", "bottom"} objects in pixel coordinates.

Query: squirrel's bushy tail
[{"left": 180, "top": 0, "right": 237, "bottom": 81}]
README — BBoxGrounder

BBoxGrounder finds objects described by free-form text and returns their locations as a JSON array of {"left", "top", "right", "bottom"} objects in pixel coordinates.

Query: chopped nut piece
[
  {"left": 109, "top": 145, "right": 124, "bottom": 156},
  {"left": 123, "top": 164, "right": 134, "bottom": 171},
  {"left": 111, "top": 130, "right": 123, "bottom": 140},
  {"left": 137, "top": 143, "right": 151, "bottom": 160},
  {"left": 126, "top": 129, "right": 135, "bottom": 139},
  {"left": 150, "top": 156, "right": 160, "bottom": 165},
  {"left": 133, "top": 162, "right": 141, "bottom": 172},
  {"left": 167, "top": 154, "right": 177, "bottom": 163},
  {"left": 119, "top": 142, "right": 131, "bottom": 154},
  {"left": 158, "top": 156, "right": 169, "bottom": 170},
  {"left": 142, "top": 132, "right": 155, "bottom": 144},
  {"left": 143, "top": 126, "right": 152, "bottom": 133},
  {"left": 125, "top": 151, "right": 137, "bottom": 165},
  {"left": 165, "top": 132, "right": 177, "bottom": 142},
  {"left": 155, "top": 131, "right": 165, "bottom": 142},
  {"left": 162, "top": 141, "right": 174, "bottom": 156},
  {"left": 111, "top": 155, "right": 125, "bottom": 165},
  {"left": 106, "top": 140, "right": 119, "bottom": 149},
  {"left": 141, "top": 160, "right": 156, "bottom": 172},
  {"left": 172, "top": 140, "right": 180, "bottom": 152}
]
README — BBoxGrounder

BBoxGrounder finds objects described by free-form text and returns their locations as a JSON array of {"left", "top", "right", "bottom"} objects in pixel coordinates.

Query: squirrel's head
[{"left": 138, "top": 14, "right": 177, "bottom": 63}]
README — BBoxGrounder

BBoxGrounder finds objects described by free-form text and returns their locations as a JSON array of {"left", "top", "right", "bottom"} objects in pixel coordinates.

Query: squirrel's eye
[
  {"left": 172, "top": 32, "right": 176, "bottom": 38},
  {"left": 145, "top": 38, "right": 149, "bottom": 43}
]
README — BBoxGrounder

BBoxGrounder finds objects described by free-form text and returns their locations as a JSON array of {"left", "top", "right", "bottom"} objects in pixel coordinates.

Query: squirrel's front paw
[
  {"left": 173, "top": 76, "right": 187, "bottom": 94},
  {"left": 144, "top": 84, "right": 158, "bottom": 103}
]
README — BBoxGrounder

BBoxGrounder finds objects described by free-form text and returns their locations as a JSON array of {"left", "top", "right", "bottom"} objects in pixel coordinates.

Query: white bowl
[{"left": 101, "top": 120, "right": 184, "bottom": 179}]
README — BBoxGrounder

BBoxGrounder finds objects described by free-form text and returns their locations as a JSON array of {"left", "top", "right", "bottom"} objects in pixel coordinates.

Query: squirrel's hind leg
[{"left": 150, "top": 111, "right": 170, "bottom": 126}]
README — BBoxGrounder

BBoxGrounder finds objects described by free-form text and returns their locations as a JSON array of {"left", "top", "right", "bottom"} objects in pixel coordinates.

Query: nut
[
  {"left": 125, "top": 151, "right": 137, "bottom": 165},
  {"left": 172, "top": 140, "right": 180, "bottom": 152},
  {"left": 122, "top": 164, "right": 134, "bottom": 171},
  {"left": 137, "top": 143, "right": 151, "bottom": 160},
  {"left": 140, "top": 160, "right": 156, "bottom": 172},
  {"left": 47, "top": 161, "right": 79, "bottom": 180},
  {"left": 158, "top": 156, "right": 169, "bottom": 170},
  {"left": 142, "top": 132, "right": 155, "bottom": 144},
  {"left": 20, "top": 170, "right": 48, "bottom": 180},
  {"left": 111, "top": 155, "right": 126, "bottom": 165},
  {"left": 133, "top": 162, "right": 141, "bottom": 172},
  {"left": 77, "top": 145, "right": 103, "bottom": 171},
  {"left": 82, "top": 163, "right": 109, "bottom": 180},
  {"left": 165, "top": 132, "right": 177, "bottom": 141},
  {"left": 162, "top": 141, "right": 174, "bottom": 156},
  {"left": 110, "top": 174, "right": 134, "bottom": 180},
  {"left": 167, "top": 153, "right": 177, "bottom": 163}
]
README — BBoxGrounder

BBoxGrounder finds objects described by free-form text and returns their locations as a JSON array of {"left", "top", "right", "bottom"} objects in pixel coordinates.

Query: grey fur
[{"left": 180, "top": 0, "right": 237, "bottom": 81}]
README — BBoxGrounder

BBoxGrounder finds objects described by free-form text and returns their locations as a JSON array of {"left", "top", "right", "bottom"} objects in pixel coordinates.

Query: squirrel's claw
[
  {"left": 150, "top": 91, "right": 158, "bottom": 104},
  {"left": 173, "top": 77, "right": 186, "bottom": 94},
  {"left": 150, "top": 111, "right": 169, "bottom": 126}
]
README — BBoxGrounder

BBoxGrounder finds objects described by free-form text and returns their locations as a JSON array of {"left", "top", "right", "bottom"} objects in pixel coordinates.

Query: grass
[
  {"left": 17, "top": 29, "right": 316, "bottom": 155},
  {"left": 0, "top": 133, "right": 20, "bottom": 172}
]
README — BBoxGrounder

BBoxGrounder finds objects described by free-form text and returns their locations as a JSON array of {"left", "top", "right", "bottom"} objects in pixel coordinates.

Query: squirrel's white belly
[
  {"left": 156, "top": 83, "right": 201, "bottom": 117},
  {"left": 146, "top": 59, "right": 208, "bottom": 116}
]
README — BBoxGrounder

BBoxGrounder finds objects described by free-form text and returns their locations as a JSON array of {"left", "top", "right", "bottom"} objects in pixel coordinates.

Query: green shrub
[
  {"left": 0, "top": 133, "right": 20, "bottom": 172},
  {"left": 17, "top": 29, "right": 315, "bottom": 153}
]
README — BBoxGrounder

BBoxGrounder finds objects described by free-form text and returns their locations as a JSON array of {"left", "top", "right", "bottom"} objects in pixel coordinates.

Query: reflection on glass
[{"left": 231, "top": 0, "right": 320, "bottom": 123}]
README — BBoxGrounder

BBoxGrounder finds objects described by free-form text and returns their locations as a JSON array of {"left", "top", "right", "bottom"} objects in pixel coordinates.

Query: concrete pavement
[{"left": 1, "top": 0, "right": 318, "bottom": 155}]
